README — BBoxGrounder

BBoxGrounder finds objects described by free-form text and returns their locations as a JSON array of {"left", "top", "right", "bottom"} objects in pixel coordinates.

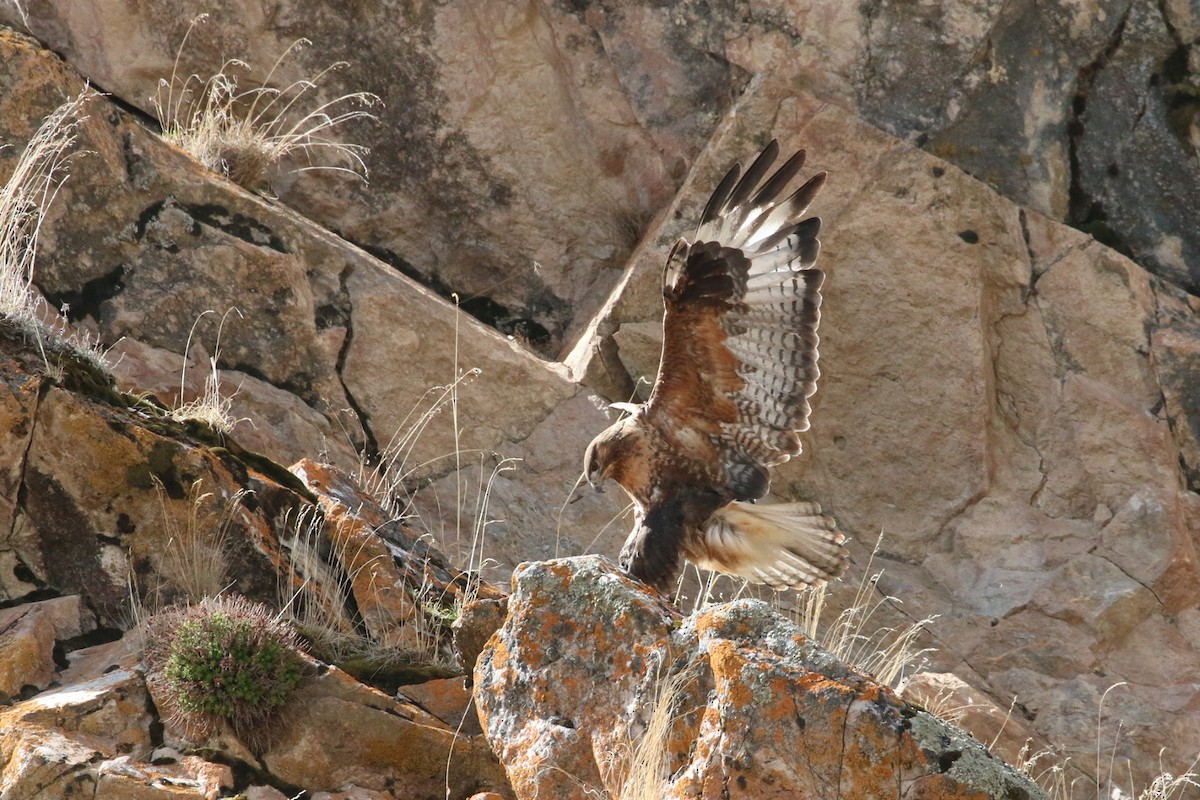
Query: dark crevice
[
  {"left": 938, "top": 749, "right": 963, "bottom": 772},
  {"left": 194, "top": 747, "right": 303, "bottom": 799},
  {"left": 133, "top": 200, "right": 168, "bottom": 240},
  {"left": 58, "top": 626, "right": 125, "bottom": 654},
  {"left": 0, "top": 587, "right": 58, "bottom": 608},
  {"left": 42, "top": 265, "right": 127, "bottom": 323},
  {"left": 357, "top": 242, "right": 554, "bottom": 351},
  {"left": 181, "top": 204, "right": 289, "bottom": 253},
  {"left": 51, "top": 641, "right": 70, "bottom": 671},
  {"left": 1159, "top": 42, "right": 1200, "bottom": 152},
  {"left": 330, "top": 264, "right": 380, "bottom": 461},
  {"left": 1018, "top": 209, "right": 1039, "bottom": 293},
  {"left": 84, "top": 79, "right": 160, "bottom": 128}
]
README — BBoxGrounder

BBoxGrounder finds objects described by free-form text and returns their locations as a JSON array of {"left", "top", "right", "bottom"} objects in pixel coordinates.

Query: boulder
[
  {"left": 0, "top": 642, "right": 210, "bottom": 800},
  {"left": 0, "top": 596, "right": 88, "bottom": 702},
  {"left": 902, "top": 671, "right": 1046, "bottom": 773},
  {"left": 475, "top": 556, "right": 1047, "bottom": 800},
  {"left": 262, "top": 662, "right": 512, "bottom": 800}
]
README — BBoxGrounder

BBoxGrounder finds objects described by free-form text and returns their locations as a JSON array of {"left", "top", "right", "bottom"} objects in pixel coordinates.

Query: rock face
[
  {"left": 0, "top": 27, "right": 618, "bottom": 578},
  {"left": 566, "top": 78, "right": 1200, "bottom": 788},
  {"left": 4, "top": 0, "right": 1197, "bottom": 322},
  {"left": 0, "top": 328, "right": 512, "bottom": 797},
  {"left": 0, "top": 630, "right": 511, "bottom": 800},
  {"left": 0, "top": 318, "right": 306, "bottom": 629},
  {"left": 0, "top": 0, "right": 1197, "bottom": 791},
  {"left": 475, "top": 556, "right": 1047, "bottom": 800}
]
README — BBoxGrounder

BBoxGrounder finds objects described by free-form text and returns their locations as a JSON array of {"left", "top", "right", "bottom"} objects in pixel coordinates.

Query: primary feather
[{"left": 584, "top": 140, "right": 847, "bottom": 593}]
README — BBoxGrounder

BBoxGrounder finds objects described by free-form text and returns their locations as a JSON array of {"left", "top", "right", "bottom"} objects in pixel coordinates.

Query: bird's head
[{"left": 584, "top": 403, "right": 641, "bottom": 491}]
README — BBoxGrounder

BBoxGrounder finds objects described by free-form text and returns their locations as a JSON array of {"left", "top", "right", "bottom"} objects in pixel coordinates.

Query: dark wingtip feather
[
  {"left": 786, "top": 171, "right": 827, "bottom": 218},
  {"left": 750, "top": 148, "right": 807, "bottom": 208},
  {"left": 700, "top": 161, "right": 742, "bottom": 227},
  {"left": 756, "top": 215, "right": 822, "bottom": 253},
  {"left": 721, "top": 140, "right": 780, "bottom": 216}
]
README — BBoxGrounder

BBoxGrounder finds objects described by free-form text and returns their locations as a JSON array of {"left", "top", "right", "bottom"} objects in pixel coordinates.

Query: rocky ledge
[{"left": 475, "top": 555, "right": 1047, "bottom": 800}]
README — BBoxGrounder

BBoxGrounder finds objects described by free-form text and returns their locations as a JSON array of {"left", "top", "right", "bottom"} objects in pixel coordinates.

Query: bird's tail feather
[{"left": 690, "top": 501, "right": 847, "bottom": 590}]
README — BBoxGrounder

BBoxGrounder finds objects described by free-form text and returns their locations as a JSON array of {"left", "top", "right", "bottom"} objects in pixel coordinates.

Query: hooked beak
[{"left": 586, "top": 465, "right": 604, "bottom": 493}]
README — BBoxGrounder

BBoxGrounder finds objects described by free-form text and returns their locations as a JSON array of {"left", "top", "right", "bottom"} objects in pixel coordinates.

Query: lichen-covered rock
[
  {"left": 903, "top": 671, "right": 1045, "bottom": 773},
  {"left": 475, "top": 556, "right": 1046, "bottom": 800},
  {"left": 0, "top": 324, "right": 309, "bottom": 628}
]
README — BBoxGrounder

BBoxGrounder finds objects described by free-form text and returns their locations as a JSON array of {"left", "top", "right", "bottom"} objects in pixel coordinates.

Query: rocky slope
[
  {"left": 0, "top": 1, "right": 1196, "bottom": 795},
  {"left": 0, "top": 323, "right": 513, "bottom": 798}
]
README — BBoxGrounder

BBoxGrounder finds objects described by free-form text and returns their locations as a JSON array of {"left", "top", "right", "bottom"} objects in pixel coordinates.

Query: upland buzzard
[{"left": 584, "top": 140, "right": 848, "bottom": 593}]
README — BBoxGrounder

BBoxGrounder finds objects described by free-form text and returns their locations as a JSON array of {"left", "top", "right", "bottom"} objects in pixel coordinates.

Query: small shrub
[{"left": 143, "top": 594, "right": 305, "bottom": 751}]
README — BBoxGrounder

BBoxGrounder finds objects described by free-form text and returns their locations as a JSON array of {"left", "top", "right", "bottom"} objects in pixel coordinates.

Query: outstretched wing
[{"left": 645, "top": 140, "right": 827, "bottom": 501}]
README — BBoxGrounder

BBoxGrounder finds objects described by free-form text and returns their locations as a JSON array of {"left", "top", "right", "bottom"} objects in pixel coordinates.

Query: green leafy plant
[
  {"left": 143, "top": 594, "right": 305, "bottom": 751},
  {"left": 153, "top": 15, "right": 379, "bottom": 192}
]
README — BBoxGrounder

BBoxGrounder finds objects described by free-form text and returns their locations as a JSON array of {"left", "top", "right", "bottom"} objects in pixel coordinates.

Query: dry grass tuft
[
  {"left": 605, "top": 666, "right": 696, "bottom": 800},
  {"left": 153, "top": 15, "right": 379, "bottom": 192},
  {"left": 1014, "top": 683, "right": 1200, "bottom": 800},
  {"left": 167, "top": 309, "right": 247, "bottom": 435},
  {"left": 276, "top": 505, "right": 457, "bottom": 686},
  {"left": 0, "top": 86, "right": 109, "bottom": 373},
  {"left": 154, "top": 479, "right": 247, "bottom": 605},
  {"left": 678, "top": 533, "right": 935, "bottom": 691}
]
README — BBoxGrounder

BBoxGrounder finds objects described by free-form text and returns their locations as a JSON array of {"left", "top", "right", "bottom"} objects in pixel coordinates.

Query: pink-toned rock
[
  {"left": 94, "top": 754, "right": 232, "bottom": 799},
  {"left": 400, "top": 676, "right": 482, "bottom": 736},
  {"left": 0, "top": 661, "right": 157, "bottom": 799},
  {"left": 0, "top": 29, "right": 621, "bottom": 583},
  {"left": 902, "top": 671, "right": 1045, "bottom": 772},
  {"left": 0, "top": 602, "right": 58, "bottom": 702},
  {"left": 108, "top": 337, "right": 360, "bottom": 470},
  {"left": 263, "top": 663, "right": 512, "bottom": 799},
  {"left": 475, "top": 556, "right": 1045, "bottom": 800},
  {"left": 0, "top": 3, "right": 1197, "bottom": 787},
  {"left": 565, "top": 75, "right": 1200, "bottom": 787},
  {"left": 0, "top": 3, "right": 682, "bottom": 351},
  {"left": 0, "top": 595, "right": 90, "bottom": 702}
]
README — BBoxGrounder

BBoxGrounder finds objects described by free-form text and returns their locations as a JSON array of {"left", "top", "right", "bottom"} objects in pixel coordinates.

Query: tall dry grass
[{"left": 0, "top": 87, "right": 108, "bottom": 373}]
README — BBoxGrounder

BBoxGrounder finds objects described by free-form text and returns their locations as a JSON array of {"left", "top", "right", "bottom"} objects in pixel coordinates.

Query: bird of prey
[{"left": 584, "top": 140, "right": 847, "bottom": 593}]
